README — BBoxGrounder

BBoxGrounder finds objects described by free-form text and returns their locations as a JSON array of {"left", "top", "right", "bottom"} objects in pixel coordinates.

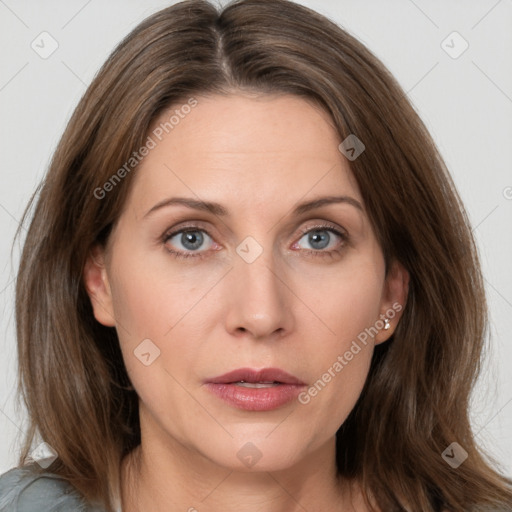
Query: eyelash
[{"left": 162, "top": 223, "right": 348, "bottom": 261}]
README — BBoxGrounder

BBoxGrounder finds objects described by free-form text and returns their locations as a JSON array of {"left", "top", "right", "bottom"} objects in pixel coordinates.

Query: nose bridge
[{"left": 225, "top": 233, "right": 293, "bottom": 338}]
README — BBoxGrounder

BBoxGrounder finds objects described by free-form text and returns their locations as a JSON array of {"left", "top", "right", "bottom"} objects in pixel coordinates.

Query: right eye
[{"left": 162, "top": 226, "right": 217, "bottom": 260}]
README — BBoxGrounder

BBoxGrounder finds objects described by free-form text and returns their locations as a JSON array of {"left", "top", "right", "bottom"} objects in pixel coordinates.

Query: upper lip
[{"left": 206, "top": 367, "right": 306, "bottom": 385}]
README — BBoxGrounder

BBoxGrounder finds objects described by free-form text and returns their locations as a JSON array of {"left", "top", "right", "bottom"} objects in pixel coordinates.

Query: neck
[
  {"left": 120, "top": 425, "right": 366, "bottom": 511},
  {"left": 121, "top": 404, "right": 367, "bottom": 512}
]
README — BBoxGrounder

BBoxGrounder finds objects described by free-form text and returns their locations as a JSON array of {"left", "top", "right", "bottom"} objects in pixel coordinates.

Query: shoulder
[{"left": 0, "top": 465, "right": 104, "bottom": 512}]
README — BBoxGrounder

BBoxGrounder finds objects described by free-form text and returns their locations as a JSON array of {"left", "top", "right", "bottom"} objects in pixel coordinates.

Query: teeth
[{"left": 234, "top": 381, "right": 280, "bottom": 388}]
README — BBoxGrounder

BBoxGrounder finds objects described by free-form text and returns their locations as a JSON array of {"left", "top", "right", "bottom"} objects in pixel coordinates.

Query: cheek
[
  {"left": 107, "top": 254, "right": 212, "bottom": 409},
  {"left": 302, "top": 248, "right": 384, "bottom": 347},
  {"left": 109, "top": 247, "right": 228, "bottom": 341},
  {"left": 297, "top": 331, "right": 374, "bottom": 437},
  {"left": 295, "top": 251, "right": 383, "bottom": 426}
]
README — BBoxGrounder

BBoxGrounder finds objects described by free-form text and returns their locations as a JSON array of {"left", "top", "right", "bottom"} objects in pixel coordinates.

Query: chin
[{"left": 194, "top": 432, "right": 310, "bottom": 473}]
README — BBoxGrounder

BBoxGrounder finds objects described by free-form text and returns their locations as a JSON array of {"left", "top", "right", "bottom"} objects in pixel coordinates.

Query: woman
[{"left": 1, "top": 0, "right": 511, "bottom": 510}]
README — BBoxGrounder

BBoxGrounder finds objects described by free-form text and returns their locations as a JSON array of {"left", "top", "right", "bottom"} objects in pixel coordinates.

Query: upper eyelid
[
  {"left": 296, "top": 222, "right": 346, "bottom": 236},
  {"left": 163, "top": 222, "right": 346, "bottom": 246}
]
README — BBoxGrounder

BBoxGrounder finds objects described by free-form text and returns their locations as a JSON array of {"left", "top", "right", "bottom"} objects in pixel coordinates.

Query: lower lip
[{"left": 204, "top": 383, "right": 305, "bottom": 411}]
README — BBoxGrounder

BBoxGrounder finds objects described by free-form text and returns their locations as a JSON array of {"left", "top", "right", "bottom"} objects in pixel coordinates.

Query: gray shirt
[{"left": 0, "top": 465, "right": 111, "bottom": 512}]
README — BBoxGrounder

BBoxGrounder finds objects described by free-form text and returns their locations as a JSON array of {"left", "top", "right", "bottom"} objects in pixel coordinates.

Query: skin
[{"left": 83, "top": 93, "right": 409, "bottom": 512}]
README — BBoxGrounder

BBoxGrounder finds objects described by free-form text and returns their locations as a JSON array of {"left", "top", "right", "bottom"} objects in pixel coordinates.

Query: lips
[
  {"left": 204, "top": 367, "right": 306, "bottom": 411},
  {"left": 206, "top": 367, "right": 306, "bottom": 386}
]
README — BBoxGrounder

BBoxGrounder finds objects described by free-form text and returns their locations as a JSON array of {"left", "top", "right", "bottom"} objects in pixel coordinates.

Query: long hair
[{"left": 13, "top": 0, "right": 512, "bottom": 510}]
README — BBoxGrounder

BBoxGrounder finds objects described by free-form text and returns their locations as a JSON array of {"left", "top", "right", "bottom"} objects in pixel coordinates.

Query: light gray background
[{"left": 1, "top": 0, "right": 511, "bottom": 476}]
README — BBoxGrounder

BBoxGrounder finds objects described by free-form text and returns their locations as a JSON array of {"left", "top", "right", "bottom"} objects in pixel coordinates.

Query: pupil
[
  {"left": 182, "top": 231, "right": 203, "bottom": 250},
  {"left": 309, "top": 230, "right": 329, "bottom": 249}
]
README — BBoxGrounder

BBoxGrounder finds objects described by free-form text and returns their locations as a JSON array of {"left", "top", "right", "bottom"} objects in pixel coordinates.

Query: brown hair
[{"left": 13, "top": 0, "right": 512, "bottom": 510}]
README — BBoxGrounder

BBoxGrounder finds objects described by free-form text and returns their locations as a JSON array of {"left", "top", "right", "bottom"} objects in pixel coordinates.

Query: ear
[
  {"left": 83, "top": 244, "right": 116, "bottom": 327},
  {"left": 374, "top": 259, "right": 409, "bottom": 345}
]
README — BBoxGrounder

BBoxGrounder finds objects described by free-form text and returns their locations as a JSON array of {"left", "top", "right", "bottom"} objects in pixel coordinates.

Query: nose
[{"left": 224, "top": 244, "right": 295, "bottom": 340}]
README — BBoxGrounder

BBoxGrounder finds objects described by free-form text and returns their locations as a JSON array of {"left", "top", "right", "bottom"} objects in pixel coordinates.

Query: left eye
[{"left": 295, "top": 228, "right": 343, "bottom": 251}]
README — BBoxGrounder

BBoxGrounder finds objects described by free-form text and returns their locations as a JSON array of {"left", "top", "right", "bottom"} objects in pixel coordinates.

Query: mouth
[
  {"left": 206, "top": 367, "right": 306, "bottom": 386},
  {"left": 232, "top": 381, "right": 282, "bottom": 388},
  {"left": 204, "top": 367, "right": 306, "bottom": 411}
]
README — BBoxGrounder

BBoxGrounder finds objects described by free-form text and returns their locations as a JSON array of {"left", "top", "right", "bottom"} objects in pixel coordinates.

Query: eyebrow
[{"left": 143, "top": 195, "right": 363, "bottom": 218}]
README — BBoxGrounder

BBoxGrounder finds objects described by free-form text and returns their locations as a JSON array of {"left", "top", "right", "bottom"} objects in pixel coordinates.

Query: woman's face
[{"left": 84, "top": 93, "right": 408, "bottom": 473}]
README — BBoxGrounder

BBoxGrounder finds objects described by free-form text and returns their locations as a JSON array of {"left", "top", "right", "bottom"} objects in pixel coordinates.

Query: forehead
[{"left": 126, "top": 93, "right": 362, "bottom": 217}]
